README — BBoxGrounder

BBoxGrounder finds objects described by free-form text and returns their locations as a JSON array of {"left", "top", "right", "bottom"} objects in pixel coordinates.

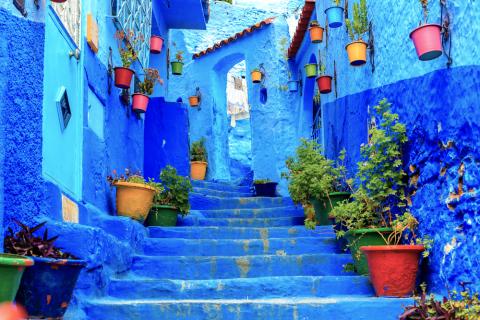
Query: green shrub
[
  {"left": 253, "top": 179, "right": 272, "bottom": 184},
  {"left": 152, "top": 166, "right": 192, "bottom": 216},
  {"left": 190, "top": 138, "right": 207, "bottom": 162}
]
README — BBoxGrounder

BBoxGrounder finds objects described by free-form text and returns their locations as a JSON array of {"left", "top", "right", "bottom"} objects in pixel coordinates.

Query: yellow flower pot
[
  {"left": 114, "top": 182, "right": 156, "bottom": 222},
  {"left": 251, "top": 70, "right": 263, "bottom": 84},
  {"left": 191, "top": 161, "right": 207, "bottom": 180},
  {"left": 345, "top": 40, "right": 368, "bottom": 66}
]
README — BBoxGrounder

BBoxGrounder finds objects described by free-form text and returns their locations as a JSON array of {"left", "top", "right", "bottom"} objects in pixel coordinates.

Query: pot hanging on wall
[
  {"left": 345, "top": 40, "right": 368, "bottom": 66},
  {"left": 189, "top": 96, "right": 200, "bottom": 107},
  {"left": 114, "top": 67, "right": 135, "bottom": 89},
  {"left": 304, "top": 63, "right": 317, "bottom": 78},
  {"left": 316, "top": 75, "right": 332, "bottom": 94},
  {"left": 309, "top": 21, "right": 324, "bottom": 43},
  {"left": 409, "top": 24, "right": 443, "bottom": 61},
  {"left": 287, "top": 80, "right": 299, "bottom": 92},
  {"left": 171, "top": 61, "right": 184, "bottom": 75},
  {"left": 251, "top": 69, "right": 263, "bottom": 83},
  {"left": 50, "top": 0, "right": 67, "bottom": 2},
  {"left": 325, "top": 6, "right": 344, "bottom": 28},
  {"left": 150, "top": 35, "right": 164, "bottom": 54},
  {"left": 132, "top": 93, "right": 150, "bottom": 113}
]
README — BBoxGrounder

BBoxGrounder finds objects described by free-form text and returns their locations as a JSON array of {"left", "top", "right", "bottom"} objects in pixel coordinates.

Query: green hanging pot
[
  {"left": 171, "top": 61, "right": 184, "bottom": 75},
  {"left": 0, "top": 254, "right": 34, "bottom": 303},
  {"left": 304, "top": 63, "right": 318, "bottom": 78},
  {"left": 146, "top": 205, "right": 179, "bottom": 227}
]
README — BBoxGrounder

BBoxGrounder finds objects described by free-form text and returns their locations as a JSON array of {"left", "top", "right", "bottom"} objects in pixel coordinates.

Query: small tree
[
  {"left": 152, "top": 166, "right": 192, "bottom": 216},
  {"left": 345, "top": 0, "right": 368, "bottom": 41}
]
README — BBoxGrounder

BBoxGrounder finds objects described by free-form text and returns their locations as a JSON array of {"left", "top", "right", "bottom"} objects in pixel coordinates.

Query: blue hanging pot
[
  {"left": 287, "top": 80, "right": 298, "bottom": 92},
  {"left": 325, "top": 6, "right": 344, "bottom": 28}
]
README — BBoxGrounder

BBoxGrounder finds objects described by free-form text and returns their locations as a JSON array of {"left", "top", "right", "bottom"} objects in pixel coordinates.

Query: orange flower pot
[
  {"left": 114, "top": 182, "right": 156, "bottom": 222},
  {"left": 345, "top": 40, "right": 368, "bottom": 66},
  {"left": 251, "top": 70, "right": 263, "bottom": 84},
  {"left": 191, "top": 161, "right": 207, "bottom": 180},
  {"left": 309, "top": 25, "right": 324, "bottom": 43},
  {"left": 189, "top": 96, "right": 199, "bottom": 107}
]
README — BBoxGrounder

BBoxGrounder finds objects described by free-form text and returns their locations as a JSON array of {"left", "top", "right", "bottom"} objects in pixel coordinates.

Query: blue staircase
[{"left": 81, "top": 181, "right": 412, "bottom": 319}]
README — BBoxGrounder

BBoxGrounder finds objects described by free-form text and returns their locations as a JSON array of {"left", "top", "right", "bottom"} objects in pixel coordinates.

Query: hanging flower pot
[
  {"left": 171, "top": 61, "right": 184, "bottom": 75},
  {"left": 189, "top": 96, "right": 200, "bottom": 107},
  {"left": 287, "top": 80, "right": 299, "bottom": 92},
  {"left": 316, "top": 75, "right": 332, "bottom": 94},
  {"left": 0, "top": 254, "right": 34, "bottom": 303},
  {"left": 409, "top": 24, "right": 442, "bottom": 61},
  {"left": 304, "top": 63, "right": 317, "bottom": 78},
  {"left": 114, "top": 67, "right": 135, "bottom": 89},
  {"left": 51, "top": 0, "right": 67, "bottom": 2},
  {"left": 361, "top": 245, "right": 425, "bottom": 297},
  {"left": 345, "top": 40, "right": 368, "bottom": 66},
  {"left": 309, "top": 21, "right": 324, "bottom": 43},
  {"left": 251, "top": 69, "right": 263, "bottom": 83},
  {"left": 150, "top": 35, "right": 164, "bottom": 54},
  {"left": 325, "top": 6, "right": 344, "bottom": 28},
  {"left": 132, "top": 93, "right": 150, "bottom": 113}
]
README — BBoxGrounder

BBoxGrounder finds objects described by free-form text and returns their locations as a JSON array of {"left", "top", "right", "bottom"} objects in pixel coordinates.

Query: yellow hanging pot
[{"left": 345, "top": 40, "right": 368, "bottom": 66}]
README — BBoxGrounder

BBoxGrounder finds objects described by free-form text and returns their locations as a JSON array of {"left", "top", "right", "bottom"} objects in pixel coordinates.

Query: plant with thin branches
[{"left": 345, "top": 0, "right": 368, "bottom": 41}]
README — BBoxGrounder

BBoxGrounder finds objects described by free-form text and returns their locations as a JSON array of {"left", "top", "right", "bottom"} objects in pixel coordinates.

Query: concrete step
[
  {"left": 191, "top": 206, "right": 304, "bottom": 219},
  {"left": 83, "top": 297, "right": 413, "bottom": 320},
  {"left": 148, "top": 226, "right": 335, "bottom": 240},
  {"left": 192, "top": 187, "right": 252, "bottom": 198},
  {"left": 143, "top": 237, "right": 338, "bottom": 256},
  {"left": 179, "top": 216, "right": 305, "bottom": 227},
  {"left": 191, "top": 180, "right": 251, "bottom": 193},
  {"left": 190, "top": 194, "right": 294, "bottom": 210},
  {"left": 108, "top": 275, "right": 374, "bottom": 299},
  {"left": 131, "top": 253, "right": 354, "bottom": 279}
]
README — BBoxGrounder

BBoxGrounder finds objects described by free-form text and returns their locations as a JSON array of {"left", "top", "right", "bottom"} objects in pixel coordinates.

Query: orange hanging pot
[
  {"left": 189, "top": 96, "right": 199, "bottom": 107},
  {"left": 345, "top": 40, "right": 368, "bottom": 66},
  {"left": 316, "top": 75, "right": 332, "bottom": 94},
  {"left": 251, "top": 70, "right": 263, "bottom": 83},
  {"left": 309, "top": 25, "right": 324, "bottom": 43}
]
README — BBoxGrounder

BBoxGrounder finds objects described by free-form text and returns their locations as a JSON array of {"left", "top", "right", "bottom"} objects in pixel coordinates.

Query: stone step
[
  {"left": 190, "top": 194, "right": 294, "bottom": 210},
  {"left": 191, "top": 180, "right": 251, "bottom": 193},
  {"left": 192, "top": 187, "right": 252, "bottom": 198},
  {"left": 108, "top": 275, "right": 374, "bottom": 299},
  {"left": 191, "top": 206, "right": 304, "bottom": 219},
  {"left": 131, "top": 253, "right": 353, "bottom": 279},
  {"left": 143, "top": 237, "right": 338, "bottom": 256},
  {"left": 179, "top": 216, "right": 305, "bottom": 227},
  {"left": 148, "top": 226, "right": 335, "bottom": 240},
  {"left": 83, "top": 297, "right": 413, "bottom": 320}
]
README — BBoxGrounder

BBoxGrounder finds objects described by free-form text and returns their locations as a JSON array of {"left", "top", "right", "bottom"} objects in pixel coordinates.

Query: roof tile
[{"left": 288, "top": 0, "right": 316, "bottom": 59}]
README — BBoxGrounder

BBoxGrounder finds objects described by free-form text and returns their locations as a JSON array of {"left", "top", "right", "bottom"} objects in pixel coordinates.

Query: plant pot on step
[
  {"left": 132, "top": 93, "right": 150, "bottom": 113},
  {"left": 0, "top": 254, "right": 34, "bottom": 303},
  {"left": 191, "top": 161, "right": 207, "bottom": 180},
  {"left": 254, "top": 182, "right": 278, "bottom": 197},
  {"left": 317, "top": 75, "right": 332, "bottom": 94},
  {"left": 114, "top": 67, "right": 135, "bottom": 89},
  {"left": 304, "top": 63, "right": 317, "bottom": 78},
  {"left": 325, "top": 6, "right": 344, "bottom": 28},
  {"left": 15, "top": 257, "right": 86, "bottom": 319},
  {"left": 409, "top": 24, "right": 443, "bottom": 61},
  {"left": 309, "top": 25, "right": 324, "bottom": 43},
  {"left": 311, "top": 192, "right": 350, "bottom": 226},
  {"left": 171, "top": 61, "right": 184, "bottom": 75},
  {"left": 346, "top": 40, "right": 368, "bottom": 66},
  {"left": 150, "top": 35, "right": 164, "bottom": 54},
  {"left": 361, "top": 245, "right": 425, "bottom": 297},
  {"left": 251, "top": 70, "right": 263, "bottom": 83},
  {"left": 146, "top": 205, "right": 179, "bottom": 226},
  {"left": 345, "top": 227, "right": 392, "bottom": 275},
  {"left": 113, "top": 181, "right": 156, "bottom": 222},
  {"left": 189, "top": 96, "right": 200, "bottom": 107}
]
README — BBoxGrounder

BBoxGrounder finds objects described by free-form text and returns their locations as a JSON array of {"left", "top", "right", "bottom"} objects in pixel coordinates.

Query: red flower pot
[
  {"left": 316, "top": 75, "right": 332, "bottom": 94},
  {"left": 51, "top": 0, "right": 67, "bottom": 2},
  {"left": 150, "top": 35, "right": 164, "bottom": 54},
  {"left": 114, "top": 67, "right": 135, "bottom": 89},
  {"left": 361, "top": 245, "right": 425, "bottom": 297},
  {"left": 132, "top": 93, "right": 150, "bottom": 113},
  {"left": 409, "top": 24, "right": 443, "bottom": 61}
]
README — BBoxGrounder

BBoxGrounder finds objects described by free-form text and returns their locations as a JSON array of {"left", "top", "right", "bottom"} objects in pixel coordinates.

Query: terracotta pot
[
  {"left": 132, "top": 93, "right": 150, "bottom": 113},
  {"left": 150, "top": 35, "right": 164, "bottom": 54},
  {"left": 114, "top": 181, "right": 156, "bottom": 222},
  {"left": 316, "top": 75, "right": 332, "bottom": 94},
  {"left": 309, "top": 25, "right": 324, "bottom": 43},
  {"left": 409, "top": 24, "right": 443, "bottom": 61},
  {"left": 345, "top": 40, "right": 368, "bottom": 66},
  {"left": 114, "top": 67, "right": 135, "bottom": 89},
  {"left": 191, "top": 161, "right": 207, "bottom": 180},
  {"left": 361, "top": 245, "right": 425, "bottom": 297},
  {"left": 189, "top": 96, "right": 199, "bottom": 107},
  {"left": 251, "top": 70, "right": 263, "bottom": 83}
]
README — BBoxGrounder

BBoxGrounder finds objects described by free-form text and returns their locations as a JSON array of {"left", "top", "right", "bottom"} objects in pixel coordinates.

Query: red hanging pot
[
  {"left": 316, "top": 75, "right": 332, "bottom": 94},
  {"left": 361, "top": 245, "right": 425, "bottom": 297},
  {"left": 50, "top": 0, "right": 67, "bottom": 3},
  {"left": 114, "top": 67, "right": 135, "bottom": 89},
  {"left": 132, "top": 93, "right": 150, "bottom": 113},
  {"left": 150, "top": 35, "right": 164, "bottom": 54},
  {"left": 409, "top": 24, "right": 443, "bottom": 61}
]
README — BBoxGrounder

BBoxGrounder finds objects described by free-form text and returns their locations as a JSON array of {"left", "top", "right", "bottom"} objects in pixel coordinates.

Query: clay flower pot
[
  {"left": 345, "top": 40, "right": 368, "bottom": 66},
  {"left": 146, "top": 205, "right": 179, "bottom": 227},
  {"left": 316, "top": 75, "right": 332, "bottom": 94},
  {"left": 325, "top": 6, "right": 344, "bottom": 28},
  {"left": 114, "top": 67, "right": 135, "bottom": 89},
  {"left": 132, "top": 93, "right": 150, "bottom": 113},
  {"left": 0, "top": 254, "right": 34, "bottom": 303},
  {"left": 189, "top": 96, "right": 200, "bottom": 107},
  {"left": 150, "top": 35, "right": 164, "bottom": 54},
  {"left": 304, "top": 63, "right": 317, "bottom": 78},
  {"left": 409, "top": 24, "right": 443, "bottom": 61},
  {"left": 309, "top": 25, "right": 324, "bottom": 43},
  {"left": 171, "top": 61, "right": 184, "bottom": 75},
  {"left": 251, "top": 70, "right": 263, "bottom": 83},
  {"left": 191, "top": 161, "right": 207, "bottom": 180},
  {"left": 361, "top": 245, "right": 425, "bottom": 297},
  {"left": 113, "top": 181, "right": 156, "bottom": 222}
]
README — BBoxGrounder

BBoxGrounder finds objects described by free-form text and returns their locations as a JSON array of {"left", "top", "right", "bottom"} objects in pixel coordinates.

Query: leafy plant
[
  {"left": 5, "top": 221, "right": 78, "bottom": 259},
  {"left": 218, "top": 0, "right": 233, "bottom": 4},
  {"left": 254, "top": 179, "right": 273, "bottom": 184},
  {"left": 310, "top": 20, "right": 320, "bottom": 27},
  {"left": 319, "top": 63, "right": 327, "bottom": 75},
  {"left": 174, "top": 51, "right": 184, "bottom": 62},
  {"left": 107, "top": 169, "right": 158, "bottom": 190},
  {"left": 138, "top": 68, "right": 164, "bottom": 96},
  {"left": 190, "top": 138, "right": 208, "bottom": 162},
  {"left": 332, "top": 0, "right": 342, "bottom": 5},
  {"left": 152, "top": 166, "right": 192, "bottom": 216},
  {"left": 115, "top": 30, "right": 141, "bottom": 68},
  {"left": 345, "top": 0, "right": 368, "bottom": 41}
]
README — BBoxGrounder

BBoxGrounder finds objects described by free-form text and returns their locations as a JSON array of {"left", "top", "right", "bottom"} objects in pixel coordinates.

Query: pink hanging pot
[
  {"left": 132, "top": 93, "right": 150, "bottom": 113},
  {"left": 150, "top": 35, "right": 164, "bottom": 54},
  {"left": 409, "top": 24, "right": 443, "bottom": 61}
]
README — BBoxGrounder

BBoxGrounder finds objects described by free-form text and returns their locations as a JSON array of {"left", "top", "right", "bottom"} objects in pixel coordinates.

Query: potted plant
[
  {"left": 132, "top": 68, "right": 163, "bottom": 113},
  {"left": 304, "top": 62, "right": 317, "bottom": 78},
  {"left": 150, "top": 35, "right": 164, "bottom": 54},
  {"left": 309, "top": 20, "right": 324, "bottom": 43},
  {"left": 331, "top": 99, "right": 409, "bottom": 275},
  {"left": 409, "top": 0, "right": 443, "bottom": 61},
  {"left": 287, "top": 71, "right": 299, "bottom": 92},
  {"left": 316, "top": 63, "right": 332, "bottom": 94},
  {"left": 345, "top": 0, "right": 369, "bottom": 66},
  {"left": 190, "top": 138, "right": 208, "bottom": 180},
  {"left": 114, "top": 30, "right": 139, "bottom": 89},
  {"left": 251, "top": 67, "right": 263, "bottom": 84},
  {"left": 4, "top": 221, "right": 86, "bottom": 319},
  {"left": 146, "top": 166, "right": 193, "bottom": 227},
  {"left": 253, "top": 179, "right": 278, "bottom": 197},
  {"left": 325, "top": 0, "right": 344, "bottom": 28},
  {"left": 107, "top": 169, "right": 158, "bottom": 222},
  {"left": 171, "top": 50, "right": 184, "bottom": 75},
  {"left": 0, "top": 254, "right": 33, "bottom": 303}
]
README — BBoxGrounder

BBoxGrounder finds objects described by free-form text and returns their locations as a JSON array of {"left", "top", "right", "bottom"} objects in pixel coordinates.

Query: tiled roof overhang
[{"left": 287, "top": 0, "right": 316, "bottom": 59}]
